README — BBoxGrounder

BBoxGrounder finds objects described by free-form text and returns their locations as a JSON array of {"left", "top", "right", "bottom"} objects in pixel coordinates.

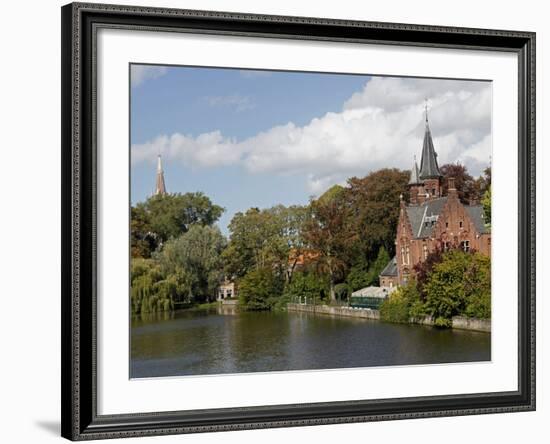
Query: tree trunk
[
  {"left": 287, "top": 258, "right": 298, "bottom": 284},
  {"left": 329, "top": 275, "right": 336, "bottom": 302}
]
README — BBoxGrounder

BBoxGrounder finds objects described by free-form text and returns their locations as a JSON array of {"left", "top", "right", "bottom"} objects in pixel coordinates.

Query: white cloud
[
  {"left": 203, "top": 94, "right": 255, "bottom": 112},
  {"left": 131, "top": 65, "right": 168, "bottom": 87},
  {"left": 132, "top": 76, "right": 492, "bottom": 196},
  {"left": 239, "top": 70, "right": 272, "bottom": 79}
]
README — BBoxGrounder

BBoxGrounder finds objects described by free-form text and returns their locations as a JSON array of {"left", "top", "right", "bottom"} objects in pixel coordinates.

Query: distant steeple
[
  {"left": 155, "top": 155, "right": 167, "bottom": 196},
  {"left": 419, "top": 102, "right": 442, "bottom": 180},
  {"left": 408, "top": 155, "right": 421, "bottom": 185}
]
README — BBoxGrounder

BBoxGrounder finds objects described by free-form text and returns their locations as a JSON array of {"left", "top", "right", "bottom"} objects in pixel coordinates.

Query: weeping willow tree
[{"left": 131, "top": 258, "right": 174, "bottom": 314}]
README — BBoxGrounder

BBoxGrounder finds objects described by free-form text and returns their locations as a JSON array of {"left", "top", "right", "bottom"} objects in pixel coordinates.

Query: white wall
[{"left": 0, "top": 0, "right": 545, "bottom": 443}]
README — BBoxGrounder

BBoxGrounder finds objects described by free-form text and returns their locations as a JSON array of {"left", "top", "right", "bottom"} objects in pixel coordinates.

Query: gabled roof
[
  {"left": 419, "top": 124, "right": 442, "bottom": 179},
  {"left": 405, "top": 197, "right": 447, "bottom": 239},
  {"left": 465, "top": 205, "right": 490, "bottom": 234},
  {"left": 404, "top": 197, "right": 490, "bottom": 239},
  {"left": 380, "top": 256, "right": 398, "bottom": 276}
]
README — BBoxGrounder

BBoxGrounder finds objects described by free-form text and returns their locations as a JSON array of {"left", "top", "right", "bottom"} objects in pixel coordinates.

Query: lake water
[{"left": 130, "top": 307, "right": 490, "bottom": 378}]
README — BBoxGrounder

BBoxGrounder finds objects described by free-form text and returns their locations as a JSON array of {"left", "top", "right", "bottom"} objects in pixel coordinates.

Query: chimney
[{"left": 447, "top": 177, "right": 457, "bottom": 198}]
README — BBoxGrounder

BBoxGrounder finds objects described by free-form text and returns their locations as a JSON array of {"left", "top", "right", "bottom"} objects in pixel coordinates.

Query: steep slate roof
[
  {"left": 405, "top": 198, "right": 489, "bottom": 239},
  {"left": 408, "top": 157, "right": 421, "bottom": 185},
  {"left": 405, "top": 197, "right": 447, "bottom": 239},
  {"left": 419, "top": 124, "right": 442, "bottom": 179},
  {"left": 466, "top": 205, "right": 490, "bottom": 234},
  {"left": 380, "top": 256, "right": 398, "bottom": 277}
]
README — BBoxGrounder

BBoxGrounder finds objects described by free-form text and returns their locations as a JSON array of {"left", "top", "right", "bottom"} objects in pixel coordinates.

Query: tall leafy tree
[
  {"left": 440, "top": 163, "right": 475, "bottom": 203},
  {"left": 303, "top": 191, "right": 357, "bottom": 301},
  {"left": 238, "top": 268, "right": 284, "bottom": 311},
  {"left": 223, "top": 205, "right": 307, "bottom": 280},
  {"left": 344, "top": 168, "right": 409, "bottom": 260},
  {"left": 130, "top": 206, "right": 157, "bottom": 258},
  {"left": 424, "top": 250, "right": 491, "bottom": 326},
  {"left": 157, "top": 225, "right": 226, "bottom": 303},
  {"left": 481, "top": 185, "right": 491, "bottom": 227},
  {"left": 367, "top": 246, "right": 391, "bottom": 286},
  {"left": 136, "top": 192, "right": 224, "bottom": 244}
]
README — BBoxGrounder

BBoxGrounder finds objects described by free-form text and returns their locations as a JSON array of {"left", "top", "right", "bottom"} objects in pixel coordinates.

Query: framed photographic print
[{"left": 61, "top": 2, "right": 536, "bottom": 440}]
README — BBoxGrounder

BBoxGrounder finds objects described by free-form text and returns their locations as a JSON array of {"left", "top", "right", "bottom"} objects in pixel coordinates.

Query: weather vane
[{"left": 424, "top": 97, "right": 429, "bottom": 124}]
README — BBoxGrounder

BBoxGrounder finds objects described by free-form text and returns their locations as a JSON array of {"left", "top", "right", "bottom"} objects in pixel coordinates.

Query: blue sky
[
  {"left": 131, "top": 65, "right": 492, "bottom": 236},
  {"left": 131, "top": 66, "right": 368, "bottom": 234}
]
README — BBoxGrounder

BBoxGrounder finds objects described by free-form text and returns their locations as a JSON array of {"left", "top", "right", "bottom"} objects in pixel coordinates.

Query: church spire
[
  {"left": 419, "top": 102, "right": 442, "bottom": 180},
  {"left": 155, "top": 155, "right": 167, "bottom": 196}
]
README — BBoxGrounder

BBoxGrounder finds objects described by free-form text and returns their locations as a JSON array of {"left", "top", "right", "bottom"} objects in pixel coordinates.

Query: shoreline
[{"left": 286, "top": 303, "right": 491, "bottom": 333}]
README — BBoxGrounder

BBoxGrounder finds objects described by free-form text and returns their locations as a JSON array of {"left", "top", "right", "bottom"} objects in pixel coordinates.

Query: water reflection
[{"left": 131, "top": 308, "right": 490, "bottom": 378}]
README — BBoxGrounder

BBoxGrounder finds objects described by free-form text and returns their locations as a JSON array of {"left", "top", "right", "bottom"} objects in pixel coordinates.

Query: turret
[
  {"left": 418, "top": 101, "right": 442, "bottom": 200},
  {"left": 408, "top": 155, "right": 422, "bottom": 205}
]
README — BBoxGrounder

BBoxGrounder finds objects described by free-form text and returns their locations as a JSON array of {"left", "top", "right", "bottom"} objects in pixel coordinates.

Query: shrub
[
  {"left": 380, "top": 280, "right": 422, "bottom": 323},
  {"left": 380, "top": 288, "right": 410, "bottom": 323}
]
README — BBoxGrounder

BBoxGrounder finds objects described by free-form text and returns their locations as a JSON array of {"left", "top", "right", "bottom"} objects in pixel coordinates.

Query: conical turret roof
[
  {"left": 408, "top": 156, "right": 421, "bottom": 185},
  {"left": 419, "top": 111, "right": 442, "bottom": 180}
]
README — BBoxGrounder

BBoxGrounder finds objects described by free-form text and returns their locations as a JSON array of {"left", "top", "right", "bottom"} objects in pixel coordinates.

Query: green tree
[
  {"left": 345, "top": 246, "right": 390, "bottom": 291},
  {"left": 413, "top": 247, "right": 446, "bottom": 301},
  {"left": 136, "top": 192, "right": 224, "bottom": 244},
  {"left": 238, "top": 268, "right": 284, "bottom": 311},
  {"left": 303, "top": 192, "right": 357, "bottom": 301},
  {"left": 482, "top": 185, "right": 491, "bottom": 227},
  {"left": 346, "top": 256, "right": 370, "bottom": 292},
  {"left": 366, "top": 246, "right": 391, "bottom": 286},
  {"left": 130, "top": 258, "right": 173, "bottom": 314},
  {"left": 440, "top": 163, "right": 475, "bottom": 203},
  {"left": 317, "top": 184, "right": 345, "bottom": 205},
  {"left": 379, "top": 280, "right": 423, "bottom": 323},
  {"left": 344, "top": 168, "right": 409, "bottom": 260},
  {"left": 157, "top": 225, "right": 226, "bottom": 303},
  {"left": 223, "top": 205, "right": 307, "bottom": 280},
  {"left": 334, "top": 283, "right": 350, "bottom": 301},
  {"left": 424, "top": 250, "right": 491, "bottom": 326},
  {"left": 130, "top": 206, "right": 157, "bottom": 258},
  {"left": 276, "top": 205, "right": 308, "bottom": 283},
  {"left": 284, "top": 271, "right": 329, "bottom": 304}
]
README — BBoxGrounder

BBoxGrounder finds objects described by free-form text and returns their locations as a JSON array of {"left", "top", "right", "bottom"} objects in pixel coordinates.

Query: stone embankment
[{"left": 286, "top": 303, "right": 490, "bottom": 333}]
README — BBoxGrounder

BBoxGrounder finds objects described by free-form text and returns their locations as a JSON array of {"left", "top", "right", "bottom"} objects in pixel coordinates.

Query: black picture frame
[{"left": 61, "top": 2, "right": 536, "bottom": 440}]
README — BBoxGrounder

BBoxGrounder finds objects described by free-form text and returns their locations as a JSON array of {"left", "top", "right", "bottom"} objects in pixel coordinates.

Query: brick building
[{"left": 380, "top": 111, "right": 491, "bottom": 287}]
